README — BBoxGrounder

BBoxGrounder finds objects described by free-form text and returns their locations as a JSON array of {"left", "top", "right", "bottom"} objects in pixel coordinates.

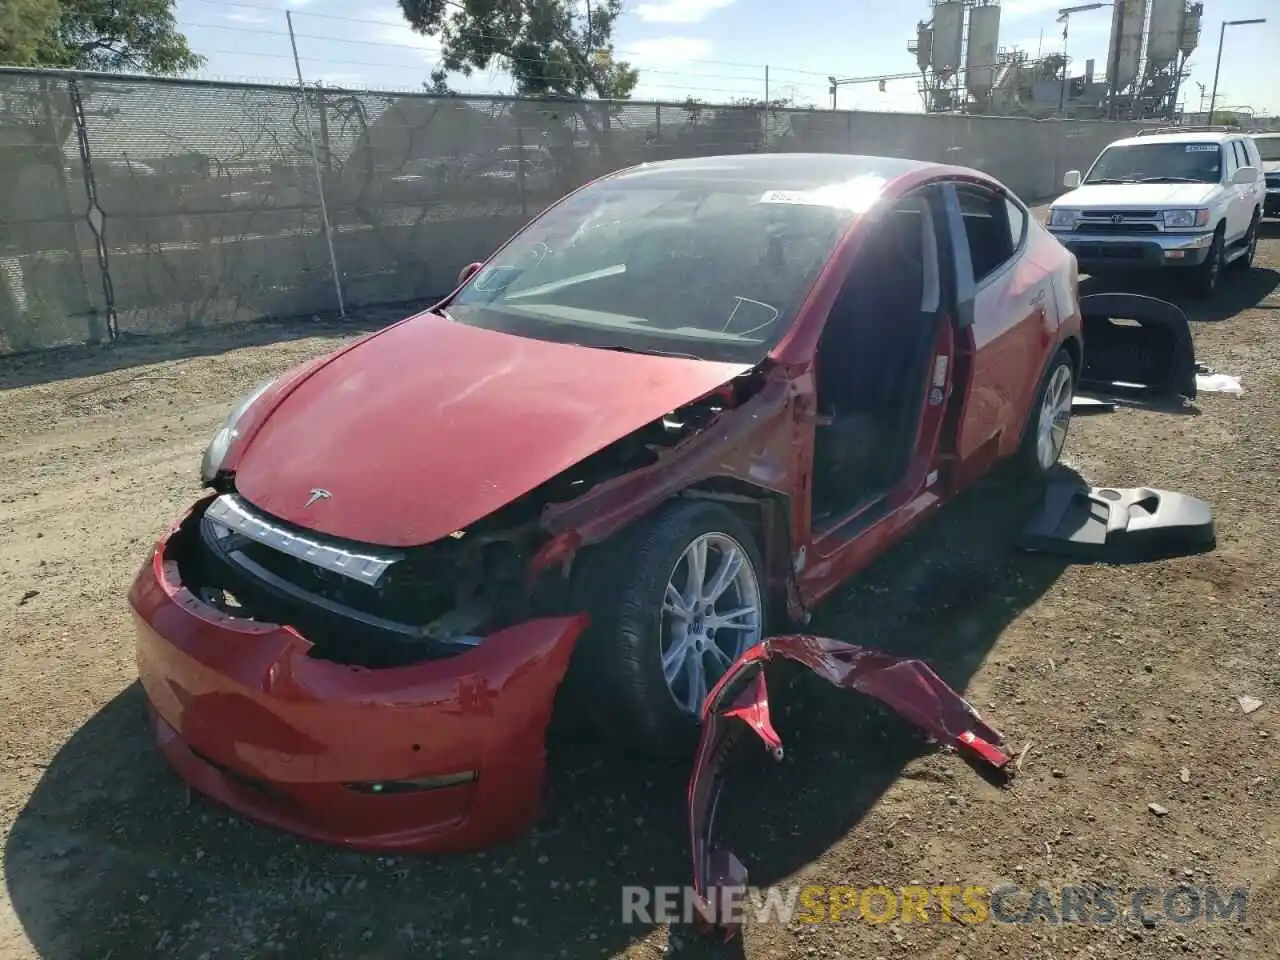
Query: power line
[
  {"left": 179, "top": 0, "right": 839, "bottom": 80},
  {"left": 180, "top": 21, "right": 814, "bottom": 87}
]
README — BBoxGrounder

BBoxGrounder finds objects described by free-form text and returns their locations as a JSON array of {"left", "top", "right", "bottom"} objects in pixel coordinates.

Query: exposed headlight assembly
[
  {"left": 200, "top": 380, "right": 276, "bottom": 484},
  {"left": 1047, "top": 207, "right": 1079, "bottom": 228},
  {"left": 1161, "top": 209, "right": 1210, "bottom": 229}
]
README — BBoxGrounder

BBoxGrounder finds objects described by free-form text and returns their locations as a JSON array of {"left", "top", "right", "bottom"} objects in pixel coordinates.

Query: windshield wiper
[
  {"left": 592, "top": 344, "right": 704, "bottom": 360},
  {"left": 1085, "top": 177, "right": 1139, "bottom": 184},
  {"left": 1137, "top": 176, "right": 1204, "bottom": 183}
]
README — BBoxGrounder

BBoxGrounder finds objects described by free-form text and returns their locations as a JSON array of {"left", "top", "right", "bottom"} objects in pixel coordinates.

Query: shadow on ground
[
  {"left": 0, "top": 301, "right": 434, "bottom": 391},
  {"left": 5, "top": 471, "right": 1077, "bottom": 960},
  {"left": 1080, "top": 267, "right": 1280, "bottom": 324}
]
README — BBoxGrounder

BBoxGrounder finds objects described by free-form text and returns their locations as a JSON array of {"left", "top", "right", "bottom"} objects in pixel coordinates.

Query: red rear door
[{"left": 941, "top": 182, "right": 1055, "bottom": 486}]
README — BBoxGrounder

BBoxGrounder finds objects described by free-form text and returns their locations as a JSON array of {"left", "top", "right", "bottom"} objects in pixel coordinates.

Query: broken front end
[{"left": 131, "top": 366, "right": 791, "bottom": 852}]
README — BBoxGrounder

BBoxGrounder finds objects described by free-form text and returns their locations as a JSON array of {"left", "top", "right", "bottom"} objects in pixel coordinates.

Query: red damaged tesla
[{"left": 130, "top": 153, "right": 1167, "bottom": 853}]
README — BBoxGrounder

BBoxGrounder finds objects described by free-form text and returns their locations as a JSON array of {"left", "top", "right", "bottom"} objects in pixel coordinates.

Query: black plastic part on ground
[
  {"left": 1078, "top": 292, "right": 1198, "bottom": 401},
  {"left": 1017, "top": 479, "right": 1216, "bottom": 563}
]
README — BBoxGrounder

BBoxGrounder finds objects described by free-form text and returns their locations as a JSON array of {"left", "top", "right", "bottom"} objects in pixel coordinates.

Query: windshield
[
  {"left": 1084, "top": 142, "right": 1223, "bottom": 184},
  {"left": 445, "top": 173, "right": 868, "bottom": 363},
  {"left": 1255, "top": 137, "right": 1280, "bottom": 163}
]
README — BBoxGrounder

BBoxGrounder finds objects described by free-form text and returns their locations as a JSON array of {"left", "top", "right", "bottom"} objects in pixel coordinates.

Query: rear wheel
[
  {"left": 1013, "top": 348, "right": 1074, "bottom": 479},
  {"left": 569, "top": 500, "right": 767, "bottom": 755},
  {"left": 1189, "top": 227, "right": 1224, "bottom": 299}
]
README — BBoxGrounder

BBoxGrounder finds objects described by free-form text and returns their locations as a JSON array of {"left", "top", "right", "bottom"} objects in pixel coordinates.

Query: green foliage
[
  {"left": 399, "top": 0, "right": 638, "bottom": 99},
  {"left": 0, "top": 0, "right": 203, "bottom": 74},
  {"left": 0, "top": 0, "right": 62, "bottom": 66}
]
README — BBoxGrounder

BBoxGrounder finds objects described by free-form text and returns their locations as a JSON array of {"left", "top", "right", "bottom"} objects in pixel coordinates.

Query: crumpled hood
[
  {"left": 231, "top": 311, "right": 750, "bottom": 546},
  {"left": 1056, "top": 182, "right": 1221, "bottom": 208}
]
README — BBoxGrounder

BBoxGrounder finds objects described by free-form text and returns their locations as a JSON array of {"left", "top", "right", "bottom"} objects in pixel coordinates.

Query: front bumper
[
  {"left": 1050, "top": 228, "right": 1215, "bottom": 271},
  {"left": 130, "top": 502, "right": 589, "bottom": 853}
]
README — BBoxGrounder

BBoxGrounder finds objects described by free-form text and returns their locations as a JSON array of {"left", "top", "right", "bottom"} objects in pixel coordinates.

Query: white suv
[
  {"left": 1255, "top": 132, "right": 1280, "bottom": 218},
  {"left": 1046, "top": 130, "right": 1265, "bottom": 298}
]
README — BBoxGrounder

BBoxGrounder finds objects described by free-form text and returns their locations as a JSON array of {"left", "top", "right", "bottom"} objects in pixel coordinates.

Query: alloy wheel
[
  {"left": 1036, "top": 363, "right": 1073, "bottom": 470},
  {"left": 659, "top": 532, "right": 763, "bottom": 715}
]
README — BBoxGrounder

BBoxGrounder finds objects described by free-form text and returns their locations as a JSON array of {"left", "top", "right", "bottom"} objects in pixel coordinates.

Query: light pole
[
  {"left": 1208, "top": 19, "right": 1266, "bottom": 125},
  {"left": 1056, "top": 4, "right": 1110, "bottom": 116}
]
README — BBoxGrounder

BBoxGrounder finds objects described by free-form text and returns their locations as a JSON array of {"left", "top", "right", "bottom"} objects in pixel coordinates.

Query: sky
[{"left": 172, "top": 0, "right": 1278, "bottom": 115}]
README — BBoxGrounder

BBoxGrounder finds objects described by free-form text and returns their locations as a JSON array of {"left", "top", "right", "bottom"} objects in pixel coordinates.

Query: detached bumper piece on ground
[
  {"left": 687, "top": 635, "right": 1012, "bottom": 941},
  {"left": 1018, "top": 478, "right": 1215, "bottom": 563}
]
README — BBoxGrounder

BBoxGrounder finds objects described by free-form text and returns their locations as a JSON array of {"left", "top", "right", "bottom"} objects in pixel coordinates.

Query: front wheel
[
  {"left": 1013, "top": 348, "right": 1074, "bottom": 480},
  {"left": 1231, "top": 212, "right": 1260, "bottom": 271},
  {"left": 1189, "top": 228, "right": 1224, "bottom": 299},
  {"left": 569, "top": 499, "right": 768, "bottom": 755}
]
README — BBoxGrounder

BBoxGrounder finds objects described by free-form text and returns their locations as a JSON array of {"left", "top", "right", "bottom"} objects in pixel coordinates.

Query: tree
[
  {"left": 0, "top": 0, "right": 62, "bottom": 66},
  {"left": 399, "top": 0, "right": 638, "bottom": 100},
  {"left": 0, "top": 0, "right": 203, "bottom": 74}
]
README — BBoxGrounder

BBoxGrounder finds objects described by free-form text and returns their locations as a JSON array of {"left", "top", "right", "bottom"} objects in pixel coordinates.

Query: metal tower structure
[{"left": 908, "top": 0, "right": 1007, "bottom": 113}]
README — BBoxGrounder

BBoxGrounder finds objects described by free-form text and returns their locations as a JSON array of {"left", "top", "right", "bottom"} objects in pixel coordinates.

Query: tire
[
  {"left": 1012, "top": 348, "right": 1074, "bottom": 480},
  {"left": 1189, "top": 226, "right": 1224, "bottom": 299},
  {"left": 567, "top": 499, "right": 768, "bottom": 756},
  {"left": 1230, "top": 212, "right": 1260, "bottom": 271}
]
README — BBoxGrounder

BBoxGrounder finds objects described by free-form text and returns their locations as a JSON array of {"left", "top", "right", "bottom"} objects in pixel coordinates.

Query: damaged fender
[{"left": 687, "top": 635, "right": 1011, "bottom": 940}]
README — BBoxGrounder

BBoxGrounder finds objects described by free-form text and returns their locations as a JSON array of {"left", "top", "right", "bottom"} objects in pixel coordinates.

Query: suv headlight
[
  {"left": 1162, "top": 209, "right": 1210, "bottom": 229},
  {"left": 1047, "top": 207, "right": 1079, "bottom": 228},
  {"left": 200, "top": 380, "right": 276, "bottom": 484}
]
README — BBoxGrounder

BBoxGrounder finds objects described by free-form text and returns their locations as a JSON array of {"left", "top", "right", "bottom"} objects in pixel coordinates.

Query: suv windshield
[
  {"left": 1085, "top": 142, "right": 1223, "bottom": 184},
  {"left": 445, "top": 171, "right": 872, "bottom": 363},
  {"left": 1255, "top": 137, "right": 1280, "bottom": 163}
]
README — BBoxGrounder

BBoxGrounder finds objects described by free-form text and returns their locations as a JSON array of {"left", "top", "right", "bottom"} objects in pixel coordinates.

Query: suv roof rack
[{"left": 1134, "top": 125, "right": 1238, "bottom": 136}]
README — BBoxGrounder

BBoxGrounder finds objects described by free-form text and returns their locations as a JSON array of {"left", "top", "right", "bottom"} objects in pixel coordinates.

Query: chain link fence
[{"left": 0, "top": 67, "right": 1155, "bottom": 355}]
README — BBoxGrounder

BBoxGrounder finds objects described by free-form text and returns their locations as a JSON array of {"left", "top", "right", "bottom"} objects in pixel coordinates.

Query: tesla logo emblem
[
  {"left": 304, "top": 488, "right": 331, "bottom": 508},
  {"left": 1111, "top": 215, "right": 1124, "bottom": 224}
]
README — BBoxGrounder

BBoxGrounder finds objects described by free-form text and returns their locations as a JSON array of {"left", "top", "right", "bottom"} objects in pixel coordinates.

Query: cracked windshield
[{"left": 446, "top": 177, "right": 857, "bottom": 362}]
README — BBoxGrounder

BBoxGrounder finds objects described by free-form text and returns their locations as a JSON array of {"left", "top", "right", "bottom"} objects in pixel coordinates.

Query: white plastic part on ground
[{"left": 1196, "top": 373, "right": 1244, "bottom": 396}]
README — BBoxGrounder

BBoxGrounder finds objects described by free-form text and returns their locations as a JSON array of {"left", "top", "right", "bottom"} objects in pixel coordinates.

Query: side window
[
  {"left": 956, "top": 186, "right": 1015, "bottom": 283},
  {"left": 1231, "top": 140, "right": 1246, "bottom": 169},
  {"left": 1243, "top": 138, "right": 1260, "bottom": 168},
  {"left": 1005, "top": 197, "right": 1027, "bottom": 249},
  {"left": 1223, "top": 142, "right": 1239, "bottom": 176}
]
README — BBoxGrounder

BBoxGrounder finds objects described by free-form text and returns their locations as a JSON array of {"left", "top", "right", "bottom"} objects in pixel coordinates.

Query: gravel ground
[{"left": 1, "top": 221, "right": 1278, "bottom": 960}]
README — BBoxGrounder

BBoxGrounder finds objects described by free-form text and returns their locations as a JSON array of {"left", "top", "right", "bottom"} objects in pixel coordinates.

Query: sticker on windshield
[
  {"left": 759, "top": 190, "right": 807, "bottom": 204},
  {"left": 1186, "top": 145, "right": 1217, "bottom": 152},
  {"left": 758, "top": 176, "right": 886, "bottom": 212}
]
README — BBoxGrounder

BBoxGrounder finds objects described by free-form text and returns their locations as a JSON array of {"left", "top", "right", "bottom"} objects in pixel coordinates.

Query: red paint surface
[
  {"left": 232, "top": 311, "right": 749, "bottom": 546},
  {"left": 130, "top": 520, "right": 588, "bottom": 852}
]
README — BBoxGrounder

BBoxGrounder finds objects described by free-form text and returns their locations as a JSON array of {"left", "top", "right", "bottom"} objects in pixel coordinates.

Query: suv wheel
[
  {"left": 1189, "top": 227, "right": 1224, "bottom": 299},
  {"left": 1231, "top": 212, "right": 1260, "bottom": 271}
]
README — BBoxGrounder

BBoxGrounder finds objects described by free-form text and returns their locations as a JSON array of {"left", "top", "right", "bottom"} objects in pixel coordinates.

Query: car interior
[{"left": 811, "top": 193, "right": 942, "bottom": 529}]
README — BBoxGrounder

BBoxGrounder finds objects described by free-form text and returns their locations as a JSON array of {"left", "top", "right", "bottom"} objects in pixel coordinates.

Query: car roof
[
  {"left": 1108, "top": 131, "right": 1240, "bottom": 148},
  {"left": 604, "top": 153, "right": 942, "bottom": 190},
  {"left": 1251, "top": 131, "right": 1280, "bottom": 140}
]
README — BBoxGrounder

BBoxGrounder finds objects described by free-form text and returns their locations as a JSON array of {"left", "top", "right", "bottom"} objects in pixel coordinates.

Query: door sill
[{"left": 811, "top": 489, "right": 896, "bottom": 540}]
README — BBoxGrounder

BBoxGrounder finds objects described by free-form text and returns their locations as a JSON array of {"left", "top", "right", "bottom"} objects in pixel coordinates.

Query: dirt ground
[{"left": 1, "top": 221, "right": 1278, "bottom": 960}]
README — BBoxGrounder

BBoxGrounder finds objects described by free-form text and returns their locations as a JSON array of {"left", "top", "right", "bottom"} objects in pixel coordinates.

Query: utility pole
[{"left": 1209, "top": 19, "right": 1266, "bottom": 126}]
